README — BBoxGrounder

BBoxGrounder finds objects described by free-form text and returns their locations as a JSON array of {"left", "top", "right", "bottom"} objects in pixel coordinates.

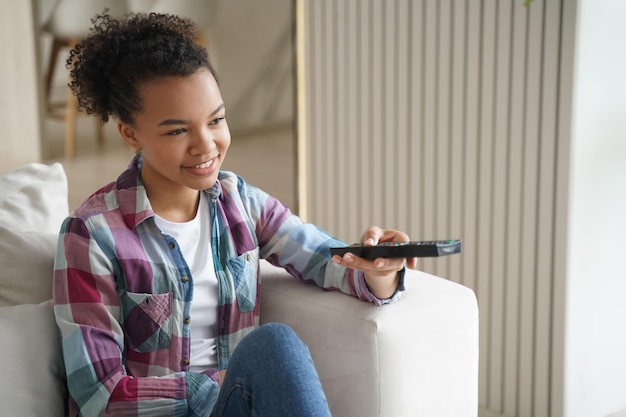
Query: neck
[{"left": 148, "top": 188, "right": 200, "bottom": 223}]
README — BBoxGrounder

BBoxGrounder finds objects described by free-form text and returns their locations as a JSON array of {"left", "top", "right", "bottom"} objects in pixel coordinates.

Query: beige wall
[
  {"left": 0, "top": 0, "right": 42, "bottom": 175},
  {"left": 208, "top": 0, "right": 294, "bottom": 132},
  {"left": 300, "top": 0, "right": 626, "bottom": 416},
  {"left": 300, "top": 1, "right": 569, "bottom": 415}
]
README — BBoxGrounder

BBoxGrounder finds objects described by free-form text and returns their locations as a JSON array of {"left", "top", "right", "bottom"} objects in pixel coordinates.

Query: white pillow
[
  {"left": 0, "top": 301, "right": 67, "bottom": 417},
  {"left": 0, "top": 229, "right": 59, "bottom": 306},
  {"left": 0, "top": 163, "right": 68, "bottom": 306},
  {"left": 0, "top": 162, "right": 68, "bottom": 233}
]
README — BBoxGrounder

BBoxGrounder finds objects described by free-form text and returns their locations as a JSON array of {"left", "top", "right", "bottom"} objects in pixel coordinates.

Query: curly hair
[{"left": 66, "top": 12, "right": 216, "bottom": 125}]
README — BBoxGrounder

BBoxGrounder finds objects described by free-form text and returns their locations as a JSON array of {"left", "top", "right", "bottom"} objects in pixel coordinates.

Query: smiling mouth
[
  {"left": 191, "top": 160, "right": 214, "bottom": 169},
  {"left": 184, "top": 157, "right": 217, "bottom": 169}
]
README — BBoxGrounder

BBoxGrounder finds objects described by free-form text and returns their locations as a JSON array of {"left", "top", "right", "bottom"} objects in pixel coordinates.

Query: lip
[{"left": 182, "top": 156, "right": 219, "bottom": 176}]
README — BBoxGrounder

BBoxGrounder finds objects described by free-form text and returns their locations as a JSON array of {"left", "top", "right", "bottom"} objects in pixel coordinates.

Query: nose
[{"left": 190, "top": 126, "right": 216, "bottom": 155}]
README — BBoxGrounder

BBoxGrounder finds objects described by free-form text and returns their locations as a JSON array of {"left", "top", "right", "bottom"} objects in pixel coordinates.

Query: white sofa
[{"left": 0, "top": 162, "right": 479, "bottom": 417}]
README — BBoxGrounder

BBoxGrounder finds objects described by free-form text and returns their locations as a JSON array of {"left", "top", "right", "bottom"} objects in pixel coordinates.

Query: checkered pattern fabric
[{"left": 53, "top": 155, "right": 403, "bottom": 416}]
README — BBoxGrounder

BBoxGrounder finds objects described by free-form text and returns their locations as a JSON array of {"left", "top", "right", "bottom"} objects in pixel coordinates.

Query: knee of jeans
[
  {"left": 245, "top": 323, "right": 304, "bottom": 354},
  {"left": 258, "top": 322, "right": 299, "bottom": 344}
]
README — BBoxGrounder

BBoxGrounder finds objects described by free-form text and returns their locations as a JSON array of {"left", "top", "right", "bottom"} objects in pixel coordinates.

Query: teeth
[{"left": 193, "top": 160, "right": 213, "bottom": 169}]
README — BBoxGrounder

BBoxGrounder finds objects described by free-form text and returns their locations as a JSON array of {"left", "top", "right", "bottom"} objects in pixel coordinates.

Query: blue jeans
[{"left": 210, "top": 323, "right": 331, "bottom": 417}]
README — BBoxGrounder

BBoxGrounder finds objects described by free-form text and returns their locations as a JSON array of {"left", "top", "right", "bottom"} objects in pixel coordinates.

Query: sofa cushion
[
  {"left": 0, "top": 162, "right": 68, "bottom": 306},
  {"left": 0, "top": 301, "right": 67, "bottom": 417},
  {"left": 0, "top": 162, "right": 68, "bottom": 233}
]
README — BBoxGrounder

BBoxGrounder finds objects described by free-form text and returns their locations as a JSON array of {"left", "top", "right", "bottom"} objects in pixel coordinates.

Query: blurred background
[{"left": 35, "top": 0, "right": 297, "bottom": 210}]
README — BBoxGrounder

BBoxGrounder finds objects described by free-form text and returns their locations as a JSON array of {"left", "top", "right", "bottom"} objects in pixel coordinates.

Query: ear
[{"left": 118, "top": 122, "right": 141, "bottom": 151}]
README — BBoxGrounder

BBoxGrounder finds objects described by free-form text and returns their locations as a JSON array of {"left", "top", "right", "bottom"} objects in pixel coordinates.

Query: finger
[
  {"left": 406, "top": 257, "right": 418, "bottom": 269},
  {"left": 333, "top": 252, "right": 374, "bottom": 270},
  {"left": 372, "top": 257, "right": 406, "bottom": 271},
  {"left": 360, "top": 226, "right": 382, "bottom": 246},
  {"left": 337, "top": 252, "right": 404, "bottom": 273},
  {"left": 378, "top": 229, "right": 410, "bottom": 243}
]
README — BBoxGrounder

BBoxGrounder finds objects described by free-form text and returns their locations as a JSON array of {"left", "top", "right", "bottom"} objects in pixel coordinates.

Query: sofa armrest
[{"left": 259, "top": 260, "right": 478, "bottom": 417}]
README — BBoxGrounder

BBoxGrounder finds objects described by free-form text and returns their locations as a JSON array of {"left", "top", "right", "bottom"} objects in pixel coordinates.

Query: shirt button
[
  {"left": 181, "top": 276, "right": 189, "bottom": 283},
  {"left": 184, "top": 317, "right": 191, "bottom": 325},
  {"left": 182, "top": 358, "right": 190, "bottom": 366},
  {"left": 168, "top": 242, "right": 175, "bottom": 249}
]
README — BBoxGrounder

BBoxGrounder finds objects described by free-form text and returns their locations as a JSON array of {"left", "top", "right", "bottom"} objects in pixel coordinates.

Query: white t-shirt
[{"left": 154, "top": 193, "right": 218, "bottom": 372}]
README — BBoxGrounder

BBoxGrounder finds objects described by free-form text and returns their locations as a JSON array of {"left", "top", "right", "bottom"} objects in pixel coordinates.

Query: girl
[{"left": 53, "top": 12, "right": 416, "bottom": 417}]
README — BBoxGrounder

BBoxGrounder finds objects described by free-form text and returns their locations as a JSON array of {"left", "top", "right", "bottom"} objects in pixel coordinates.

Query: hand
[{"left": 332, "top": 226, "right": 417, "bottom": 299}]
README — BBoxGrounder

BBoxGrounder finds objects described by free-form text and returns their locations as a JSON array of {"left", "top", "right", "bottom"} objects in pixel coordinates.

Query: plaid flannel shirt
[{"left": 53, "top": 155, "right": 403, "bottom": 416}]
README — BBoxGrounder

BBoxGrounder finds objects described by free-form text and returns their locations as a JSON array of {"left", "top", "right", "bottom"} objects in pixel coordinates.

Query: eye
[
  {"left": 209, "top": 117, "right": 225, "bottom": 126},
  {"left": 166, "top": 128, "right": 186, "bottom": 136}
]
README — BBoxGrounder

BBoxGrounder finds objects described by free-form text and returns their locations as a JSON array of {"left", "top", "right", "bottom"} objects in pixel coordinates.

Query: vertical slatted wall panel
[{"left": 301, "top": 0, "right": 568, "bottom": 416}]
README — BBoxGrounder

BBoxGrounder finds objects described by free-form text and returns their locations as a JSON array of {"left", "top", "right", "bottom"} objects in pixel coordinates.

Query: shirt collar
[{"left": 115, "top": 153, "right": 223, "bottom": 229}]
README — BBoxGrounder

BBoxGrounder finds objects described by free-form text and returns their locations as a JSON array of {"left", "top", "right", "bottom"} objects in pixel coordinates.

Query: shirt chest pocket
[
  {"left": 226, "top": 248, "right": 259, "bottom": 312},
  {"left": 122, "top": 291, "right": 173, "bottom": 352}
]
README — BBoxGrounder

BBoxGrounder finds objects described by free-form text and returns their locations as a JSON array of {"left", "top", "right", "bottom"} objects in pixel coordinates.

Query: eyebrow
[{"left": 157, "top": 103, "right": 225, "bottom": 126}]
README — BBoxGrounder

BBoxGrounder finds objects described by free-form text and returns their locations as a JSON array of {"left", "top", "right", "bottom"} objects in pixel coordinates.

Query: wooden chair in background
[{"left": 40, "top": 0, "right": 129, "bottom": 158}]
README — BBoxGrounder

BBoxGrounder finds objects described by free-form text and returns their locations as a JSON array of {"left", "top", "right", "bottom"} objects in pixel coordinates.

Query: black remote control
[{"left": 330, "top": 239, "right": 462, "bottom": 259}]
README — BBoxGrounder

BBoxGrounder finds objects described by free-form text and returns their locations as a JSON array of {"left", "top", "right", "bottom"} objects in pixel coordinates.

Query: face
[{"left": 119, "top": 68, "right": 231, "bottom": 199}]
